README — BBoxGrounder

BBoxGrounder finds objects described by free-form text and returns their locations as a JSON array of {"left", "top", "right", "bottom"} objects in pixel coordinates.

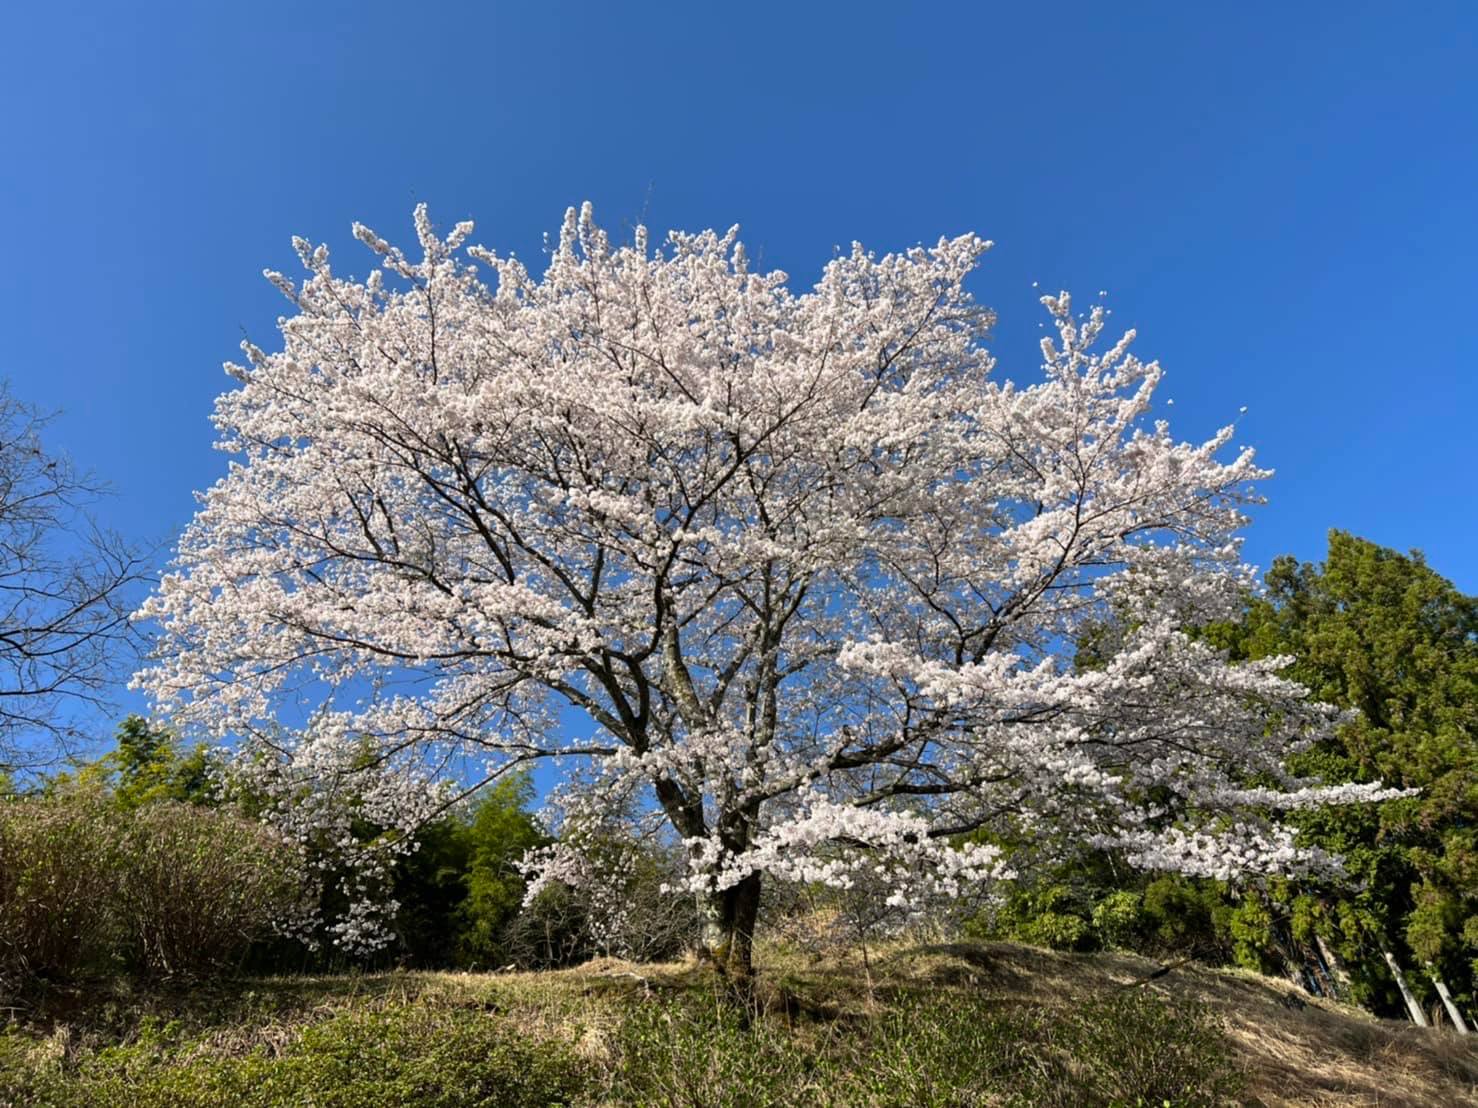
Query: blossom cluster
[{"left": 216, "top": 714, "right": 451, "bottom": 954}]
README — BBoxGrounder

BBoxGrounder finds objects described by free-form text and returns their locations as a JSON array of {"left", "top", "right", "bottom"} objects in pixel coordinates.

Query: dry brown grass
[{"left": 854, "top": 940, "right": 1478, "bottom": 1107}]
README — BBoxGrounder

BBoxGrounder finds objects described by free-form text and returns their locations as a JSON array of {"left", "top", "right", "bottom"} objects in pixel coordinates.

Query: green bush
[
  {"left": 1020, "top": 911, "right": 1093, "bottom": 952},
  {"left": 0, "top": 790, "right": 306, "bottom": 995},
  {"left": 970, "top": 882, "right": 1096, "bottom": 952},
  {"left": 1139, "top": 877, "right": 1230, "bottom": 956},
  {"left": 1090, "top": 890, "right": 1144, "bottom": 949},
  {"left": 331, "top": 772, "right": 548, "bottom": 970}
]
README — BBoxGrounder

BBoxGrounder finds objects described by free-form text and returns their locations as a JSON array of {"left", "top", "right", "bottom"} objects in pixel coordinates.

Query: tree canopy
[{"left": 136, "top": 206, "right": 1389, "bottom": 974}]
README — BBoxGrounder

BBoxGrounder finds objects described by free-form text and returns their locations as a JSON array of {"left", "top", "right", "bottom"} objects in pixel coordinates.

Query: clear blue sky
[{"left": 3, "top": 3, "right": 1475, "bottom": 643}]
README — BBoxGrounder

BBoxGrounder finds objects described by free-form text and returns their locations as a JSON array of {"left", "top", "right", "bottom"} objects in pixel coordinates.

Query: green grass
[
  {"left": 610, "top": 988, "right": 1239, "bottom": 1107},
  {"left": 1, "top": 942, "right": 1474, "bottom": 1106},
  {"left": 2, "top": 1003, "right": 586, "bottom": 1107},
  {"left": 2, "top": 986, "right": 1233, "bottom": 1107}
]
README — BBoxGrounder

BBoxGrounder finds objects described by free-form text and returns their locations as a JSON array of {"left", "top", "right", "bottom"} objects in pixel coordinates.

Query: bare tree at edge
[{"left": 0, "top": 384, "right": 149, "bottom": 771}]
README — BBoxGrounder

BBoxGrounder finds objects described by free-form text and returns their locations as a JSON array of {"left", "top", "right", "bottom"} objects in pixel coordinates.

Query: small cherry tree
[{"left": 136, "top": 205, "right": 1387, "bottom": 977}]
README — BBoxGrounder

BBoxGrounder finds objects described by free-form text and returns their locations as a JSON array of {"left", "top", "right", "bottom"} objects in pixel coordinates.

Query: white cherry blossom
[{"left": 136, "top": 205, "right": 1393, "bottom": 975}]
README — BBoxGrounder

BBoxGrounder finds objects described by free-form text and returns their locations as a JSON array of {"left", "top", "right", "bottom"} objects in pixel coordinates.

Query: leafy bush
[
  {"left": 1020, "top": 911, "right": 1093, "bottom": 952},
  {"left": 0, "top": 790, "right": 123, "bottom": 987},
  {"left": 1139, "top": 877, "right": 1231, "bottom": 957},
  {"left": 0, "top": 790, "right": 306, "bottom": 995},
  {"left": 1090, "top": 890, "right": 1144, "bottom": 949},
  {"left": 501, "top": 883, "right": 597, "bottom": 971},
  {"left": 969, "top": 882, "right": 1096, "bottom": 952}
]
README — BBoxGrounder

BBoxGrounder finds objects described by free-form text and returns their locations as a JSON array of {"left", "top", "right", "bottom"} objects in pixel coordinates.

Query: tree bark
[
  {"left": 1314, "top": 934, "right": 1354, "bottom": 1004},
  {"left": 700, "top": 872, "right": 763, "bottom": 985},
  {"left": 1428, "top": 967, "right": 1470, "bottom": 1034},
  {"left": 1381, "top": 944, "right": 1430, "bottom": 1027}
]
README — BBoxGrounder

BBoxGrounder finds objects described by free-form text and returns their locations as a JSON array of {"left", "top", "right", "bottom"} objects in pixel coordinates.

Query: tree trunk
[
  {"left": 1300, "top": 944, "right": 1336, "bottom": 1001},
  {"left": 1272, "top": 924, "right": 1309, "bottom": 992},
  {"left": 1314, "top": 934, "right": 1354, "bottom": 1004},
  {"left": 700, "top": 872, "right": 763, "bottom": 985},
  {"left": 1429, "top": 967, "right": 1470, "bottom": 1034},
  {"left": 1381, "top": 944, "right": 1430, "bottom": 1027}
]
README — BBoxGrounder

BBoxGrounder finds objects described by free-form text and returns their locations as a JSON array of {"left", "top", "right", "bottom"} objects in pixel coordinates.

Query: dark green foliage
[
  {"left": 98, "top": 716, "right": 218, "bottom": 810},
  {"left": 1006, "top": 532, "right": 1478, "bottom": 1020},
  {"left": 63, "top": 719, "right": 556, "bottom": 973},
  {"left": 12, "top": 717, "right": 641, "bottom": 978},
  {"left": 392, "top": 774, "right": 546, "bottom": 969},
  {"left": 1208, "top": 531, "right": 1478, "bottom": 1017},
  {"left": 967, "top": 858, "right": 1236, "bottom": 963}
]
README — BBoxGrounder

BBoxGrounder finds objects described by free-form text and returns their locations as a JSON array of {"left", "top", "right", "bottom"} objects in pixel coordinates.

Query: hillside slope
[{"left": 2, "top": 942, "right": 1474, "bottom": 1106}]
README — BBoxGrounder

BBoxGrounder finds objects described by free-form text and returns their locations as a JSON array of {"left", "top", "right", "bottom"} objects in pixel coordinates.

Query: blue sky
[{"left": 2, "top": 2, "right": 1475, "bottom": 740}]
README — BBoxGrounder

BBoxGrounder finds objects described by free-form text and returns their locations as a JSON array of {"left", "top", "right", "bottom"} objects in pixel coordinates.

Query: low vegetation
[
  {"left": 0, "top": 789, "right": 303, "bottom": 992},
  {"left": 3, "top": 942, "right": 1474, "bottom": 1107}
]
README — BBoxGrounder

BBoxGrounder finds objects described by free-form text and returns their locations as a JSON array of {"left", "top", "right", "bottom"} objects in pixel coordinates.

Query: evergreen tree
[{"left": 1209, "top": 531, "right": 1478, "bottom": 1024}]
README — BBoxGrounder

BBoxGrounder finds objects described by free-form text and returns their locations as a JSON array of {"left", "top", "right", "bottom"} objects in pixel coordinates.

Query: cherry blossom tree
[{"left": 135, "top": 205, "right": 1390, "bottom": 978}]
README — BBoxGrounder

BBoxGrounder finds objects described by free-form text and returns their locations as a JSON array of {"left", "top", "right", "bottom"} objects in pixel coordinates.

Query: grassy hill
[{"left": 3, "top": 941, "right": 1475, "bottom": 1106}]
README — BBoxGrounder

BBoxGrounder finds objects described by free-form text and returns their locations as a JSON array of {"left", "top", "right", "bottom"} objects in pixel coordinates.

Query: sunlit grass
[{"left": 3, "top": 941, "right": 1474, "bottom": 1106}]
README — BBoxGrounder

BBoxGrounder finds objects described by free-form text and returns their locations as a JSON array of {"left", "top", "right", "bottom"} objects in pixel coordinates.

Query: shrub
[
  {"left": 1090, "top": 890, "right": 1144, "bottom": 950},
  {"left": 1019, "top": 911, "right": 1093, "bottom": 952},
  {"left": 115, "top": 802, "right": 307, "bottom": 978},
  {"left": 0, "top": 790, "right": 124, "bottom": 988},
  {"left": 970, "top": 882, "right": 1096, "bottom": 952},
  {"left": 0, "top": 790, "right": 306, "bottom": 995},
  {"left": 502, "top": 883, "right": 595, "bottom": 970},
  {"left": 1139, "top": 877, "right": 1230, "bottom": 957}
]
